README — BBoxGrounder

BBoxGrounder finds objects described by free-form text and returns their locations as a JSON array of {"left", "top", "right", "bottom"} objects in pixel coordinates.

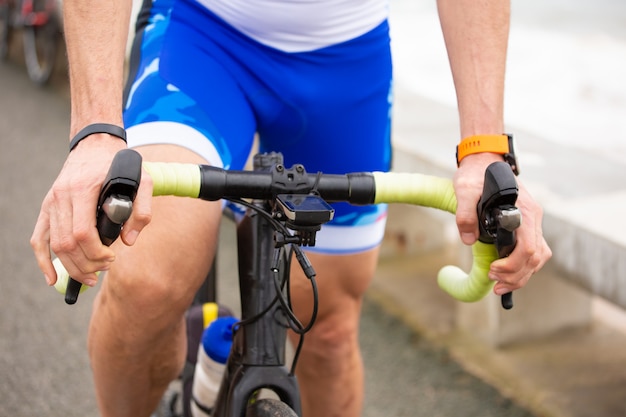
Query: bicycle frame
[
  {"left": 213, "top": 200, "right": 301, "bottom": 416},
  {"left": 211, "top": 153, "right": 305, "bottom": 416}
]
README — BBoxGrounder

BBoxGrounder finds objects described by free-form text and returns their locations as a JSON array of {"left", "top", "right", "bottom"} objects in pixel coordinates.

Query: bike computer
[{"left": 276, "top": 194, "right": 335, "bottom": 226}]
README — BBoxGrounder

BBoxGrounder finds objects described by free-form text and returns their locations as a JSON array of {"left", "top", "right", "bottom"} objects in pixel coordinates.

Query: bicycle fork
[{"left": 212, "top": 207, "right": 302, "bottom": 417}]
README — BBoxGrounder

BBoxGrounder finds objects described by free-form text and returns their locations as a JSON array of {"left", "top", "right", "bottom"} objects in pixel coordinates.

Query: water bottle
[{"left": 190, "top": 315, "right": 238, "bottom": 417}]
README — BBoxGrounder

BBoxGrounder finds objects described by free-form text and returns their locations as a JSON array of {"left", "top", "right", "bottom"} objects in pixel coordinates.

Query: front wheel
[
  {"left": 246, "top": 399, "right": 299, "bottom": 417},
  {"left": 22, "top": 5, "right": 59, "bottom": 85}
]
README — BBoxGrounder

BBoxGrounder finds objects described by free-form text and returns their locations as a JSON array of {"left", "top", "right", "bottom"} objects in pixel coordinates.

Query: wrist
[
  {"left": 456, "top": 133, "right": 519, "bottom": 175},
  {"left": 69, "top": 123, "right": 127, "bottom": 152},
  {"left": 458, "top": 151, "right": 503, "bottom": 166}
]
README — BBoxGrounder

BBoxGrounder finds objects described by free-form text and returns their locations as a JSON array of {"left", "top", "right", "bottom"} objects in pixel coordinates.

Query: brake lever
[
  {"left": 477, "top": 162, "right": 521, "bottom": 310},
  {"left": 64, "top": 149, "right": 142, "bottom": 304}
]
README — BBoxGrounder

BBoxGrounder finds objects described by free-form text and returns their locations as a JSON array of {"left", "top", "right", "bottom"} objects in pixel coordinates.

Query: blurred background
[{"left": 391, "top": 0, "right": 626, "bottom": 165}]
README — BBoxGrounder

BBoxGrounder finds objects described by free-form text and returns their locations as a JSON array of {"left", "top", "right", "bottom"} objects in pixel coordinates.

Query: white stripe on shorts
[
  {"left": 126, "top": 121, "right": 225, "bottom": 168},
  {"left": 305, "top": 215, "right": 387, "bottom": 255}
]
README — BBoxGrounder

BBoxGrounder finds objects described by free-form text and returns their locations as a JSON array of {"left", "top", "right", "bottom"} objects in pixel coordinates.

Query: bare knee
[
  {"left": 103, "top": 259, "right": 201, "bottom": 327},
  {"left": 297, "top": 310, "right": 361, "bottom": 377},
  {"left": 89, "top": 264, "right": 194, "bottom": 383},
  {"left": 290, "top": 251, "right": 378, "bottom": 374}
]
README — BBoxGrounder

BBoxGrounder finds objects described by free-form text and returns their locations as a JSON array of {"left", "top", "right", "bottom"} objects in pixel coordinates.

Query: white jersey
[{"left": 195, "top": 0, "right": 389, "bottom": 52}]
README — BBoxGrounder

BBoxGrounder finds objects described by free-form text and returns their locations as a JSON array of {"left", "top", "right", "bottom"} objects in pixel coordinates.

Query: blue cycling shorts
[{"left": 123, "top": 0, "right": 393, "bottom": 254}]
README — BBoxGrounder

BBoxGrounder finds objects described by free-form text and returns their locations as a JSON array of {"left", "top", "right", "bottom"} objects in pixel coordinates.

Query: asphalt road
[{"left": 0, "top": 52, "right": 535, "bottom": 417}]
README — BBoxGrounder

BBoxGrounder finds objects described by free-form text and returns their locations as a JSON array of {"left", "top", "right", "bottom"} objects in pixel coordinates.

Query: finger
[
  {"left": 535, "top": 237, "right": 552, "bottom": 272},
  {"left": 490, "top": 255, "right": 533, "bottom": 294},
  {"left": 489, "top": 194, "right": 544, "bottom": 291},
  {"left": 30, "top": 206, "right": 57, "bottom": 286},
  {"left": 48, "top": 181, "right": 76, "bottom": 256},
  {"left": 121, "top": 167, "right": 153, "bottom": 246},
  {"left": 48, "top": 197, "right": 88, "bottom": 284},
  {"left": 48, "top": 185, "right": 113, "bottom": 283},
  {"left": 72, "top": 184, "right": 116, "bottom": 265},
  {"left": 531, "top": 201, "right": 552, "bottom": 272},
  {"left": 453, "top": 176, "right": 480, "bottom": 245},
  {"left": 494, "top": 278, "right": 529, "bottom": 296},
  {"left": 55, "top": 252, "right": 102, "bottom": 287},
  {"left": 454, "top": 168, "right": 482, "bottom": 245},
  {"left": 515, "top": 184, "right": 551, "bottom": 274},
  {"left": 488, "top": 226, "right": 533, "bottom": 290}
]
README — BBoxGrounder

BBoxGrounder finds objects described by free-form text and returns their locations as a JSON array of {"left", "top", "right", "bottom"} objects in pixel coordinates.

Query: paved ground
[{"left": 0, "top": 43, "right": 535, "bottom": 417}]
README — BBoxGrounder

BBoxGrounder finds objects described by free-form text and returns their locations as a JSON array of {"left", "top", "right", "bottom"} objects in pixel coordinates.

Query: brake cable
[{"left": 225, "top": 198, "right": 320, "bottom": 342}]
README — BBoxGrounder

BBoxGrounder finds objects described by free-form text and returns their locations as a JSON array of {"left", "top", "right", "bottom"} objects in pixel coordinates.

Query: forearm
[
  {"left": 437, "top": 0, "right": 510, "bottom": 138},
  {"left": 63, "top": 0, "right": 131, "bottom": 137}
]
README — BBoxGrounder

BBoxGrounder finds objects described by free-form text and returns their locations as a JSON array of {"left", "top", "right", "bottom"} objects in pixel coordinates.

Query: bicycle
[
  {"left": 0, "top": 0, "right": 60, "bottom": 85},
  {"left": 53, "top": 149, "right": 521, "bottom": 417}
]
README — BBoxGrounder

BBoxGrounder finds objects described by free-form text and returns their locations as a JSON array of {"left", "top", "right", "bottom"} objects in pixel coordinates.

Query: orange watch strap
[{"left": 456, "top": 134, "right": 510, "bottom": 165}]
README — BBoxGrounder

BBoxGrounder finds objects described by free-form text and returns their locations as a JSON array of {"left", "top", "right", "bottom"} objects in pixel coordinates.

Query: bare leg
[
  {"left": 88, "top": 145, "right": 222, "bottom": 417},
  {"left": 288, "top": 248, "right": 379, "bottom": 417}
]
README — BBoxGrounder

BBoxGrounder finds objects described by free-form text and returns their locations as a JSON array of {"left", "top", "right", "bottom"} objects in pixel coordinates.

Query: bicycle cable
[
  {"left": 225, "top": 197, "right": 320, "bottom": 337},
  {"left": 226, "top": 197, "right": 320, "bottom": 375},
  {"left": 283, "top": 246, "right": 320, "bottom": 375}
]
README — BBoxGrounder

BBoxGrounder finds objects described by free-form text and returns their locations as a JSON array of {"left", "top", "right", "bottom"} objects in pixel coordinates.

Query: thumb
[
  {"left": 120, "top": 170, "right": 153, "bottom": 246},
  {"left": 453, "top": 154, "right": 497, "bottom": 246},
  {"left": 456, "top": 201, "right": 479, "bottom": 245},
  {"left": 453, "top": 174, "right": 480, "bottom": 245}
]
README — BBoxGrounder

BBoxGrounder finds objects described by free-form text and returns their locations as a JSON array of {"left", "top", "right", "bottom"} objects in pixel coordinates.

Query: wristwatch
[{"left": 456, "top": 133, "right": 519, "bottom": 175}]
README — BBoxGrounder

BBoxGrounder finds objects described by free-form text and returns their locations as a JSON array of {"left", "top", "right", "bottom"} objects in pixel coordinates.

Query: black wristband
[{"left": 69, "top": 123, "right": 127, "bottom": 152}]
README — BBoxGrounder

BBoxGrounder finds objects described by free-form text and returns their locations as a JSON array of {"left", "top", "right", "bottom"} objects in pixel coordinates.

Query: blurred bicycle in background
[{"left": 0, "top": 0, "right": 61, "bottom": 85}]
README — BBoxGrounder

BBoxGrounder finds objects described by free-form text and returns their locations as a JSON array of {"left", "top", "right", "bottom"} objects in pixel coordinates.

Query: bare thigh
[{"left": 289, "top": 249, "right": 379, "bottom": 339}]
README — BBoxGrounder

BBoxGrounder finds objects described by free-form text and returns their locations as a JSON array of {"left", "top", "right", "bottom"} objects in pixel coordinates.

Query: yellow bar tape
[{"left": 143, "top": 162, "right": 202, "bottom": 198}]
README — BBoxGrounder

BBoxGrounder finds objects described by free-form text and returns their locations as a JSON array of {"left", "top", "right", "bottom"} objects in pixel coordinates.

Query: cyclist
[{"left": 31, "top": 0, "right": 551, "bottom": 416}]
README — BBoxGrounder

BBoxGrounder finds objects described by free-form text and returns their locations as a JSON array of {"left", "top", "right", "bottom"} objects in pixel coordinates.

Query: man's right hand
[{"left": 30, "top": 136, "right": 153, "bottom": 287}]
